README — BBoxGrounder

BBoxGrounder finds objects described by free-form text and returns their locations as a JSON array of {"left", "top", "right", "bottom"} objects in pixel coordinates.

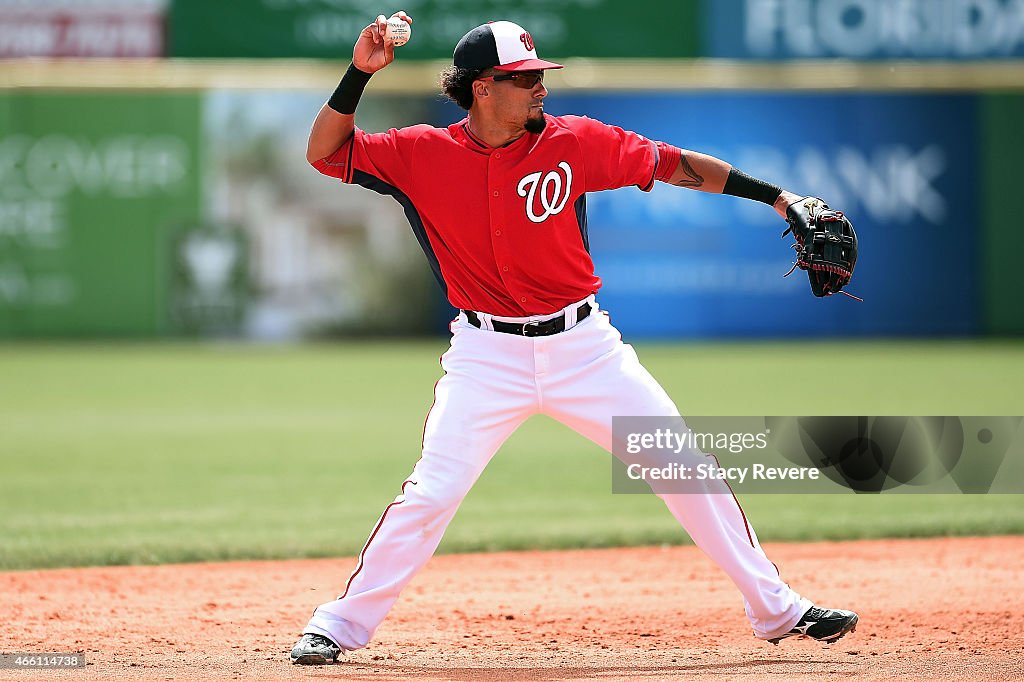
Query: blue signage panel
[
  {"left": 705, "top": 0, "right": 1024, "bottom": 60},
  {"left": 527, "top": 92, "right": 980, "bottom": 338}
]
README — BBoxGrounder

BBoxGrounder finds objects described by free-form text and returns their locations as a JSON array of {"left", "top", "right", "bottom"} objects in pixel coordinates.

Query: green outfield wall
[
  {"left": 982, "top": 93, "right": 1024, "bottom": 335},
  {"left": 0, "top": 93, "right": 202, "bottom": 337}
]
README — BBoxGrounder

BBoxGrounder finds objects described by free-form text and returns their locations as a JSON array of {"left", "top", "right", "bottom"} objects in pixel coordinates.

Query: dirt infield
[{"left": 2, "top": 537, "right": 1022, "bottom": 681}]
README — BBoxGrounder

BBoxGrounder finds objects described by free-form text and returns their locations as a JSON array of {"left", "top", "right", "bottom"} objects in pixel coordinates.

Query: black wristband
[
  {"left": 327, "top": 63, "right": 373, "bottom": 115},
  {"left": 722, "top": 168, "right": 783, "bottom": 206}
]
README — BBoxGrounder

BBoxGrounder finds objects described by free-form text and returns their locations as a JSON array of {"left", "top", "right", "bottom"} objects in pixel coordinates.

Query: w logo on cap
[{"left": 453, "top": 21, "right": 563, "bottom": 71}]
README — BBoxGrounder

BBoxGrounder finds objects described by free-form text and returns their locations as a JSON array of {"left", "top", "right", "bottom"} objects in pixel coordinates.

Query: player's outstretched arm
[
  {"left": 656, "top": 143, "right": 857, "bottom": 297},
  {"left": 660, "top": 148, "right": 800, "bottom": 219},
  {"left": 306, "top": 11, "right": 412, "bottom": 163}
]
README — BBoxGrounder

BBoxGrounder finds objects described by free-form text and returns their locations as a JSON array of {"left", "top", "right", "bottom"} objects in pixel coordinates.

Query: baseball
[{"left": 384, "top": 17, "right": 411, "bottom": 47}]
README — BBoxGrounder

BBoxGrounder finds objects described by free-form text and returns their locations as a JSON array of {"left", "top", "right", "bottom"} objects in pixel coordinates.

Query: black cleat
[
  {"left": 290, "top": 633, "right": 343, "bottom": 665},
  {"left": 768, "top": 606, "right": 859, "bottom": 645}
]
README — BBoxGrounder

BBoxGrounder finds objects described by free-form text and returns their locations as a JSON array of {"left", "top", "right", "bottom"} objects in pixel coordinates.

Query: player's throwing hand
[{"left": 353, "top": 11, "right": 412, "bottom": 73}]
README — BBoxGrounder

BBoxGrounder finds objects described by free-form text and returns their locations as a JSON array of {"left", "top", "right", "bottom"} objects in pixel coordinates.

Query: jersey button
[
  {"left": 493, "top": 191, "right": 499, "bottom": 197},
  {"left": 502, "top": 266, "right": 509, "bottom": 272},
  {"left": 494, "top": 153, "right": 501, "bottom": 159},
  {"left": 520, "top": 297, "right": 527, "bottom": 303},
  {"left": 495, "top": 229, "right": 502, "bottom": 236}
]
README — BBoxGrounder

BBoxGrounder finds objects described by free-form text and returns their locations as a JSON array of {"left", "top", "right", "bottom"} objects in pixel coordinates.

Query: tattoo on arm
[{"left": 672, "top": 153, "right": 705, "bottom": 189}]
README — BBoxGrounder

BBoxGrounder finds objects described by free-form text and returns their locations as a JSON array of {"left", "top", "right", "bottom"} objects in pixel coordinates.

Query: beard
[{"left": 524, "top": 110, "right": 546, "bottom": 134}]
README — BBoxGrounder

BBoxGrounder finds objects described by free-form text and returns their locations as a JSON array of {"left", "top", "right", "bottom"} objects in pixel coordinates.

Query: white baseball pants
[{"left": 304, "top": 298, "right": 810, "bottom": 649}]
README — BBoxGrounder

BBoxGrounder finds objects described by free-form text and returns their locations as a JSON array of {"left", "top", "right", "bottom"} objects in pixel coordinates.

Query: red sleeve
[
  {"left": 560, "top": 115, "right": 662, "bottom": 193},
  {"left": 311, "top": 125, "right": 432, "bottom": 190}
]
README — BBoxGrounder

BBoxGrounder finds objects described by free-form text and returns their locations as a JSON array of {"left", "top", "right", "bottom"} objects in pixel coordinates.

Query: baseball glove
[{"left": 782, "top": 197, "right": 860, "bottom": 300}]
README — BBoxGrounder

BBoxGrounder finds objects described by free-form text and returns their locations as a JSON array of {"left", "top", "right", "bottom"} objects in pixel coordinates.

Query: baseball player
[{"left": 290, "top": 13, "right": 859, "bottom": 665}]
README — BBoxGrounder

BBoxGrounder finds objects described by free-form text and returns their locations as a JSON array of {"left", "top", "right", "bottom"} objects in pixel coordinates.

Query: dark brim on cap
[{"left": 493, "top": 58, "right": 564, "bottom": 71}]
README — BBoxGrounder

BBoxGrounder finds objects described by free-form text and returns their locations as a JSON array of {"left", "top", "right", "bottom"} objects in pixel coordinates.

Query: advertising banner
[
  {"left": 516, "top": 92, "right": 979, "bottom": 337},
  {"left": 0, "top": 93, "right": 201, "bottom": 337},
  {"left": 168, "top": 0, "right": 698, "bottom": 60},
  {"left": 0, "top": 0, "right": 165, "bottom": 58},
  {"left": 705, "top": 0, "right": 1024, "bottom": 60}
]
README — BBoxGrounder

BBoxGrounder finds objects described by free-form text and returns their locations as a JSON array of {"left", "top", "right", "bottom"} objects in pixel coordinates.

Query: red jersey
[{"left": 312, "top": 114, "right": 679, "bottom": 316}]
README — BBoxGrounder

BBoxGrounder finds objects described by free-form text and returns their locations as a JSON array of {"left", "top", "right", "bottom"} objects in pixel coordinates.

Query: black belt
[{"left": 465, "top": 302, "right": 592, "bottom": 337}]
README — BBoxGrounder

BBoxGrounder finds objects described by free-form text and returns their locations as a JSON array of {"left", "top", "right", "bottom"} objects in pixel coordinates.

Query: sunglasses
[{"left": 479, "top": 71, "right": 545, "bottom": 89}]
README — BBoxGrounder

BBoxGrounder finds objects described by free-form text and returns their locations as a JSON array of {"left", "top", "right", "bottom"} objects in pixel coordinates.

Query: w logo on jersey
[{"left": 517, "top": 162, "right": 573, "bottom": 224}]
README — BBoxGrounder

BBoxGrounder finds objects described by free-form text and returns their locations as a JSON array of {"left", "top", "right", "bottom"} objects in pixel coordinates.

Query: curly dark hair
[{"left": 439, "top": 65, "right": 487, "bottom": 110}]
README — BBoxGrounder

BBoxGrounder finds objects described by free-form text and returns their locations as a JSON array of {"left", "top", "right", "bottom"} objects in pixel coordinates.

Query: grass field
[{"left": 2, "top": 340, "right": 1023, "bottom": 570}]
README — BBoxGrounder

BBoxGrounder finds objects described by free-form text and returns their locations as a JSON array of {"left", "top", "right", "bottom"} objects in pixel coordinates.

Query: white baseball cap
[{"left": 453, "top": 21, "right": 563, "bottom": 72}]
